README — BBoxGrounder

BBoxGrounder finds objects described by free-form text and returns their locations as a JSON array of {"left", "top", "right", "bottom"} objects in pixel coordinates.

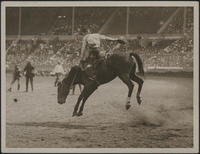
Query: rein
[
  {"left": 69, "top": 66, "right": 100, "bottom": 88},
  {"left": 69, "top": 70, "right": 78, "bottom": 88}
]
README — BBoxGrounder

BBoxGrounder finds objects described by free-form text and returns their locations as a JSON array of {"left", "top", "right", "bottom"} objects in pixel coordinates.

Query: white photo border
[{"left": 1, "top": 1, "right": 199, "bottom": 153}]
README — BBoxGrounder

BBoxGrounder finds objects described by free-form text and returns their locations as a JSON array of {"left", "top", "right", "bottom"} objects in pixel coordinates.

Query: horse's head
[{"left": 57, "top": 66, "right": 81, "bottom": 104}]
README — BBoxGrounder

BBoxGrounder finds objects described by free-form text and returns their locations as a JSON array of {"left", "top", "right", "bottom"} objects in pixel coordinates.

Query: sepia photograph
[{"left": 1, "top": 1, "right": 199, "bottom": 153}]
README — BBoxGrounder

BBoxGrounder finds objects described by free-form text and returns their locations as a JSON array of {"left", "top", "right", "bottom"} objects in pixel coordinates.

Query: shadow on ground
[{"left": 7, "top": 122, "right": 95, "bottom": 129}]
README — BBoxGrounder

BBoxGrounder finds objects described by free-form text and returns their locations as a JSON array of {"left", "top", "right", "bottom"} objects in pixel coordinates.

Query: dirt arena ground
[{"left": 5, "top": 73, "right": 193, "bottom": 148}]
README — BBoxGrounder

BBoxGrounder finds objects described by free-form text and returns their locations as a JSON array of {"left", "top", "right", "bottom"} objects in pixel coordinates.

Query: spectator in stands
[
  {"left": 8, "top": 64, "right": 21, "bottom": 92},
  {"left": 24, "top": 61, "right": 35, "bottom": 92},
  {"left": 137, "top": 36, "right": 152, "bottom": 48}
]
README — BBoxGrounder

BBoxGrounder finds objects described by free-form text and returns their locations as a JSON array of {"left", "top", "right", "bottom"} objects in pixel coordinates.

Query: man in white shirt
[
  {"left": 80, "top": 33, "right": 118, "bottom": 60},
  {"left": 53, "top": 62, "right": 65, "bottom": 86}
]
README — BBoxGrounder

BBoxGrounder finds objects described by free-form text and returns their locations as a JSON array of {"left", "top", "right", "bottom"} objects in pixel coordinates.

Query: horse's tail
[{"left": 130, "top": 52, "right": 144, "bottom": 76}]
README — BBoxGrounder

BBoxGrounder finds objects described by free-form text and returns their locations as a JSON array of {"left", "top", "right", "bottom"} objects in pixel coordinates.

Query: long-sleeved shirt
[
  {"left": 24, "top": 63, "right": 34, "bottom": 77},
  {"left": 80, "top": 33, "right": 117, "bottom": 60}
]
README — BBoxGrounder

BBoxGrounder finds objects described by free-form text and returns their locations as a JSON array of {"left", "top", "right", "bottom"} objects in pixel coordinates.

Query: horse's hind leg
[
  {"left": 119, "top": 74, "right": 134, "bottom": 110},
  {"left": 130, "top": 74, "right": 143, "bottom": 105}
]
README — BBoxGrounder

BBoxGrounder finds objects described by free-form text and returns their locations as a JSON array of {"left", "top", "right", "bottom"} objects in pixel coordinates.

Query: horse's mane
[{"left": 65, "top": 65, "right": 81, "bottom": 83}]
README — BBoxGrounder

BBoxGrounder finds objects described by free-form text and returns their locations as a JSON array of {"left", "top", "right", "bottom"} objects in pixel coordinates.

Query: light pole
[
  {"left": 126, "top": 7, "right": 130, "bottom": 37},
  {"left": 126, "top": 7, "right": 130, "bottom": 52},
  {"left": 72, "top": 7, "right": 75, "bottom": 35},
  {"left": 183, "top": 7, "right": 187, "bottom": 35},
  {"left": 18, "top": 7, "right": 21, "bottom": 39}
]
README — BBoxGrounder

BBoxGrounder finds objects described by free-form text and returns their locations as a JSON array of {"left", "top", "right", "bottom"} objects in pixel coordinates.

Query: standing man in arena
[
  {"left": 24, "top": 61, "right": 35, "bottom": 92},
  {"left": 80, "top": 31, "right": 125, "bottom": 78},
  {"left": 8, "top": 64, "right": 21, "bottom": 92},
  {"left": 53, "top": 61, "right": 65, "bottom": 87}
]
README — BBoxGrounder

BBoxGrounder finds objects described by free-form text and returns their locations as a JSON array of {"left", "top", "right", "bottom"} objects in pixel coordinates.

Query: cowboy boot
[
  {"left": 88, "top": 61, "right": 98, "bottom": 80},
  {"left": 79, "top": 60, "right": 87, "bottom": 71}
]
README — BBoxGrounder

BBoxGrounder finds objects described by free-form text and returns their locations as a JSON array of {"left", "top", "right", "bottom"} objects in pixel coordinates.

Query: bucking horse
[{"left": 57, "top": 52, "right": 144, "bottom": 117}]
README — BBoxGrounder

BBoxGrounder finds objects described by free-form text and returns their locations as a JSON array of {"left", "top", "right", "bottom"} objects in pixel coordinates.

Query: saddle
[{"left": 80, "top": 55, "right": 110, "bottom": 80}]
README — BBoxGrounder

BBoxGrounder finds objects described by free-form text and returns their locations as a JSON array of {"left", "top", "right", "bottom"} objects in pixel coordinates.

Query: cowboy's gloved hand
[
  {"left": 80, "top": 60, "right": 83, "bottom": 64},
  {"left": 117, "top": 39, "right": 126, "bottom": 45},
  {"left": 79, "top": 60, "right": 86, "bottom": 70},
  {"left": 80, "top": 60, "right": 86, "bottom": 65}
]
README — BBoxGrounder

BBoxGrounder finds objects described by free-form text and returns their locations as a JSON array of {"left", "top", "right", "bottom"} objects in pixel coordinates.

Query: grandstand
[{"left": 6, "top": 7, "right": 193, "bottom": 74}]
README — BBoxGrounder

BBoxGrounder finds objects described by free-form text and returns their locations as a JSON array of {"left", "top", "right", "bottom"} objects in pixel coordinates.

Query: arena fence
[
  {"left": 141, "top": 53, "right": 193, "bottom": 72},
  {"left": 6, "top": 52, "right": 193, "bottom": 75},
  {"left": 20, "top": 53, "right": 194, "bottom": 73}
]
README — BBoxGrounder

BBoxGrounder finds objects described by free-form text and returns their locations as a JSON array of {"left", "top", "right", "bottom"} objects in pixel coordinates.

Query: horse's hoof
[
  {"left": 137, "top": 97, "right": 142, "bottom": 105},
  {"left": 126, "top": 104, "right": 131, "bottom": 110},
  {"left": 77, "top": 112, "right": 83, "bottom": 116},
  {"left": 72, "top": 112, "right": 77, "bottom": 117}
]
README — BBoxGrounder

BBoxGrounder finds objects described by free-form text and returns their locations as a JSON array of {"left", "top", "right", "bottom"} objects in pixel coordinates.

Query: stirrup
[
  {"left": 88, "top": 75, "right": 96, "bottom": 81},
  {"left": 88, "top": 77, "right": 94, "bottom": 81}
]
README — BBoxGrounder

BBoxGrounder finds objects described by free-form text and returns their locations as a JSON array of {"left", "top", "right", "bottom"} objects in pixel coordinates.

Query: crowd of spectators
[
  {"left": 51, "top": 16, "right": 72, "bottom": 35},
  {"left": 6, "top": 38, "right": 81, "bottom": 75},
  {"left": 6, "top": 35, "right": 193, "bottom": 75},
  {"left": 141, "top": 38, "right": 193, "bottom": 69},
  {"left": 6, "top": 7, "right": 194, "bottom": 74}
]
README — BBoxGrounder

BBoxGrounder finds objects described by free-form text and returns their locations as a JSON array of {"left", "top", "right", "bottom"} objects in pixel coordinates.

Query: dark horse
[{"left": 57, "top": 52, "right": 144, "bottom": 117}]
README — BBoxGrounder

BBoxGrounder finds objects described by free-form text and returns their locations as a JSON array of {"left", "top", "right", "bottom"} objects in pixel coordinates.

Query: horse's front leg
[
  {"left": 72, "top": 95, "right": 83, "bottom": 116},
  {"left": 77, "top": 82, "right": 98, "bottom": 116},
  {"left": 76, "top": 98, "right": 86, "bottom": 117},
  {"left": 72, "top": 84, "right": 88, "bottom": 116}
]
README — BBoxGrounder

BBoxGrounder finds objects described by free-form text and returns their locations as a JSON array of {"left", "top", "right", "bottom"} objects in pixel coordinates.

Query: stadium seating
[
  {"left": 6, "top": 7, "right": 194, "bottom": 74},
  {"left": 6, "top": 36, "right": 193, "bottom": 74}
]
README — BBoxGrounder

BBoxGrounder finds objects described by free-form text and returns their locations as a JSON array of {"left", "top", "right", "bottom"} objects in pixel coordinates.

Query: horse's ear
[{"left": 65, "top": 73, "right": 69, "bottom": 78}]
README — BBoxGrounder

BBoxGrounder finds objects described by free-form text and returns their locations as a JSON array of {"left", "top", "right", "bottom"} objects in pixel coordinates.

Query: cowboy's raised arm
[
  {"left": 80, "top": 36, "right": 87, "bottom": 60},
  {"left": 99, "top": 34, "right": 118, "bottom": 41}
]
